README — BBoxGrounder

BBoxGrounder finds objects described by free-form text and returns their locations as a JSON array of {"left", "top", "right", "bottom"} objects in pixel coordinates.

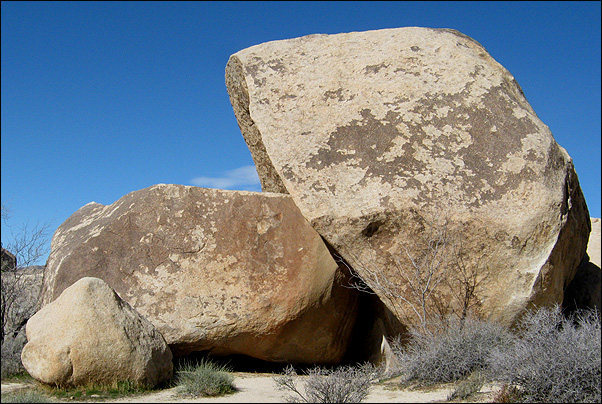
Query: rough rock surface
[
  {"left": 1, "top": 248, "right": 17, "bottom": 271},
  {"left": 22, "top": 277, "right": 172, "bottom": 387},
  {"left": 226, "top": 27, "right": 590, "bottom": 327},
  {"left": 564, "top": 218, "right": 601, "bottom": 313},
  {"left": 1, "top": 265, "right": 44, "bottom": 377},
  {"left": 40, "top": 184, "right": 357, "bottom": 364},
  {"left": 587, "top": 218, "right": 601, "bottom": 267}
]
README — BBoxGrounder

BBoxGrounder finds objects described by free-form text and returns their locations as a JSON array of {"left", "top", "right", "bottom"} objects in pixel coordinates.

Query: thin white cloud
[{"left": 190, "top": 165, "right": 261, "bottom": 191}]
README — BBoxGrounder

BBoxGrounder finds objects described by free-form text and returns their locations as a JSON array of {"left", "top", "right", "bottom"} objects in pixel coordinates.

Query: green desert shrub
[
  {"left": 175, "top": 358, "right": 236, "bottom": 397},
  {"left": 487, "top": 306, "right": 601, "bottom": 403},
  {"left": 41, "top": 379, "right": 152, "bottom": 401},
  {"left": 392, "top": 315, "right": 512, "bottom": 385},
  {"left": 273, "top": 363, "right": 379, "bottom": 403}
]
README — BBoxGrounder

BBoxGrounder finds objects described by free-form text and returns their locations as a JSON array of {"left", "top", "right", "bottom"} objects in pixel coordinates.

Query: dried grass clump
[
  {"left": 175, "top": 358, "right": 236, "bottom": 397},
  {"left": 273, "top": 363, "right": 379, "bottom": 403}
]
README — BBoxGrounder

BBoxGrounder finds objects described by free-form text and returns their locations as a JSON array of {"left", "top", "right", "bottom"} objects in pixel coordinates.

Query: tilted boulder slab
[
  {"left": 40, "top": 184, "right": 357, "bottom": 364},
  {"left": 225, "top": 27, "right": 590, "bottom": 327},
  {"left": 22, "top": 277, "right": 172, "bottom": 387}
]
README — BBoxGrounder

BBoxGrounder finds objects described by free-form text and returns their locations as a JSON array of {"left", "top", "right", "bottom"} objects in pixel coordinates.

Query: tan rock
[
  {"left": 40, "top": 184, "right": 357, "bottom": 364},
  {"left": 22, "top": 277, "right": 172, "bottom": 387},
  {"left": 587, "top": 218, "right": 601, "bottom": 267},
  {"left": 225, "top": 27, "right": 590, "bottom": 327}
]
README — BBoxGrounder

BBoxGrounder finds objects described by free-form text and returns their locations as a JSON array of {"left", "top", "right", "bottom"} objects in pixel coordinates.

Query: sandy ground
[{"left": 1, "top": 372, "right": 500, "bottom": 403}]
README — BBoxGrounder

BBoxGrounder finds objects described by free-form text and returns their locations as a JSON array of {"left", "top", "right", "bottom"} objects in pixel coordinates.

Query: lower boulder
[
  {"left": 40, "top": 184, "right": 358, "bottom": 364},
  {"left": 21, "top": 277, "right": 173, "bottom": 387}
]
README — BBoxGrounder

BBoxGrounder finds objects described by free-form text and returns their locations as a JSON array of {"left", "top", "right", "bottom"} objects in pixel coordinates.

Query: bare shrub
[
  {"left": 487, "top": 305, "right": 601, "bottom": 403},
  {"left": 1, "top": 205, "right": 49, "bottom": 378},
  {"left": 392, "top": 315, "right": 512, "bottom": 385},
  {"left": 342, "top": 215, "right": 490, "bottom": 335},
  {"left": 274, "top": 363, "right": 379, "bottom": 403}
]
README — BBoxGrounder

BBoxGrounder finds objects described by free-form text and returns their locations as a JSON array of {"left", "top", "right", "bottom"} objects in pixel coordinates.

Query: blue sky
[{"left": 2, "top": 1, "right": 600, "bottom": 264}]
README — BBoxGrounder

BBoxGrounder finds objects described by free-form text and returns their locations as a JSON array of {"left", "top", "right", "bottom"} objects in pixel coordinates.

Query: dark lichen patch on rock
[
  {"left": 306, "top": 108, "right": 402, "bottom": 172},
  {"left": 267, "top": 58, "right": 287, "bottom": 73},
  {"left": 324, "top": 88, "right": 345, "bottom": 101},
  {"left": 364, "top": 62, "right": 390, "bottom": 74},
  {"left": 301, "top": 81, "right": 548, "bottom": 207}
]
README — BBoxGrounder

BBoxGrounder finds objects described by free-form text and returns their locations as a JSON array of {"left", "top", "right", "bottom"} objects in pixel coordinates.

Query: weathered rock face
[
  {"left": 226, "top": 27, "right": 590, "bottom": 327},
  {"left": 22, "top": 277, "right": 172, "bottom": 387},
  {"left": 564, "top": 218, "right": 601, "bottom": 313},
  {"left": 40, "top": 184, "right": 358, "bottom": 364},
  {"left": 1, "top": 265, "right": 44, "bottom": 377}
]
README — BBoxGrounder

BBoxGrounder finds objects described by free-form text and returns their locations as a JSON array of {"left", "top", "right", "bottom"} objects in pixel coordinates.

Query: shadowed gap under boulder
[
  {"left": 320, "top": 237, "right": 407, "bottom": 366},
  {"left": 563, "top": 253, "right": 601, "bottom": 316}
]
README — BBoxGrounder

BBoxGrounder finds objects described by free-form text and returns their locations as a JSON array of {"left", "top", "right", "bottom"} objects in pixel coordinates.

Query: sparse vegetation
[
  {"left": 175, "top": 358, "right": 236, "bottom": 397},
  {"left": 273, "top": 363, "right": 379, "bottom": 403},
  {"left": 493, "top": 383, "right": 522, "bottom": 403},
  {"left": 447, "top": 370, "right": 486, "bottom": 401},
  {"left": 41, "top": 379, "right": 153, "bottom": 401},
  {"left": 391, "top": 315, "right": 512, "bottom": 385},
  {"left": 1, "top": 371, "right": 34, "bottom": 383},
  {"left": 487, "top": 305, "right": 601, "bottom": 403},
  {"left": 1, "top": 204, "right": 49, "bottom": 378},
  {"left": 389, "top": 305, "right": 601, "bottom": 403},
  {"left": 1, "top": 389, "right": 56, "bottom": 403}
]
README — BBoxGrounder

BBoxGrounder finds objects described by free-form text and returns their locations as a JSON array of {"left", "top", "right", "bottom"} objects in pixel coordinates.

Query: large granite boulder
[
  {"left": 22, "top": 277, "right": 172, "bottom": 387},
  {"left": 40, "top": 184, "right": 358, "bottom": 364},
  {"left": 564, "top": 218, "right": 601, "bottom": 313},
  {"left": 225, "top": 27, "right": 590, "bottom": 327}
]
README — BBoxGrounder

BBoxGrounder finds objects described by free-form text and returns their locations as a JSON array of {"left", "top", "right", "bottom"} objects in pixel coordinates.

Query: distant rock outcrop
[
  {"left": 1, "top": 247, "right": 17, "bottom": 271},
  {"left": 40, "top": 184, "right": 358, "bottom": 364},
  {"left": 226, "top": 27, "right": 590, "bottom": 328},
  {"left": 1, "top": 265, "right": 44, "bottom": 377},
  {"left": 22, "top": 277, "right": 173, "bottom": 388}
]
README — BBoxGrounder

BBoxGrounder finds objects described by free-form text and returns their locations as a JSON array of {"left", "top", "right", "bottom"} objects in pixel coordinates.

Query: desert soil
[{"left": 1, "top": 372, "right": 500, "bottom": 403}]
